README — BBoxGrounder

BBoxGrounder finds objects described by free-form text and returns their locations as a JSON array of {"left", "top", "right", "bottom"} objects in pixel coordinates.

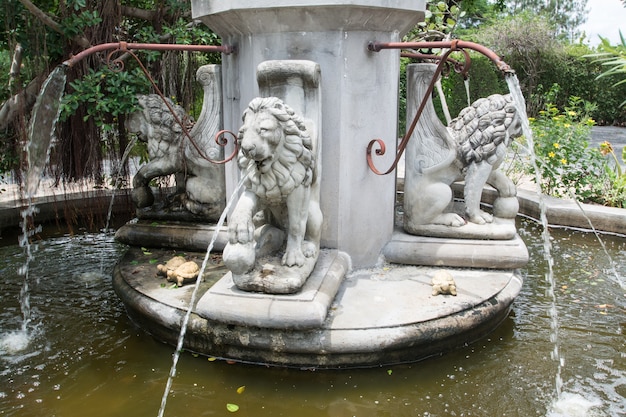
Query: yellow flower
[
  {"left": 553, "top": 143, "right": 560, "bottom": 149},
  {"left": 563, "top": 123, "right": 571, "bottom": 128},
  {"left": 560, "top": 158, "right": 567, "bottom": 164},
  {"left": 548, "top": 151, "right": 556, "bottom": 158},
  {"left": 599, "top": 141, "right": 613, "bottom": 156},
  {"left": 528, "top": 117, "right": 535, "bottom": 122},
  {"left": 567, "top": 110, "right": 577, "bottom": 117}
]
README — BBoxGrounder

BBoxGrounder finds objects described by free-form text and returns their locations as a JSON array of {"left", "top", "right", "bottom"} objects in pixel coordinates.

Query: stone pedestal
[{"left": 191, "top": 0, "right": 425, "bottom": 267}]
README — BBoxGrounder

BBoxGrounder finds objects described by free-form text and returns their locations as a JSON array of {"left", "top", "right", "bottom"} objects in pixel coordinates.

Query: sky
[{"left": 580, "top": 0, "right": 626, "bottom": 46}]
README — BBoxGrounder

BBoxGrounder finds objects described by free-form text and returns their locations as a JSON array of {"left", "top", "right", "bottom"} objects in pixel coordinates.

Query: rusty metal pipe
[
  {"left": 63, "top": 42, "right": 235, "bottom": 67},
  {"left": 367, "top": 47, "right": 455, "bottom": 175},
  {"left": 369, "top": 40, "right": 513, "bottom": 74}
]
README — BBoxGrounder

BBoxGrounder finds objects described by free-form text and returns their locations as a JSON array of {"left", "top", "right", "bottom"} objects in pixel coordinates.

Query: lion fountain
[
  {"left": 222, "top": 96, "right": 323, "bottom": 294},
  {"left": 112, "top": 0, "right": 529, "bottom": 368},
  {"left": 125, "top": 65, "right": 225, "bottom": 221},
  {"left": 403, "top": 63, "right": 523, "bottom": 239}
]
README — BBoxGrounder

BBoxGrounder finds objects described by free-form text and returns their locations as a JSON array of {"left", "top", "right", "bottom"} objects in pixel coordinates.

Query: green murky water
[{"left": 1, "top": 220, "right": 624, "bottom": 416}]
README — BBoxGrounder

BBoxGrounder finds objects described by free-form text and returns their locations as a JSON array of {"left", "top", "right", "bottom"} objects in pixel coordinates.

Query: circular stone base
[{"left": 113, "top": 246, "right": 522, "bottom": 368}]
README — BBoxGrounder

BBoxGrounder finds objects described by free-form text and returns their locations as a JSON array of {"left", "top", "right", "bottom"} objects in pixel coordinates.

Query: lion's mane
[
  {"left": 238, "top": 97, "right": 315, "bottom": 205},
  {"left": 451, "top": 94, "right": 518, "bottom": 166},
  {"left": 133, "top": 95, "right": 193, "bottom": 155}
]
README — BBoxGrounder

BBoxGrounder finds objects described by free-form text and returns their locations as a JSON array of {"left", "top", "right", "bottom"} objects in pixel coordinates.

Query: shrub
[{"left": 526, "top": 90, "right": 607, "bottom": 202}]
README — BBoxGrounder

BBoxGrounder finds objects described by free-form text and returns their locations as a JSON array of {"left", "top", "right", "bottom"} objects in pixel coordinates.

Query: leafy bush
[
  {"left": 535, "top": 43, "right": 626, "bottom": 125},
  {"left": 60, "top": 66, "right": 151, "bottom": 132},
  {"left": 526, "top": 90, "right": 608, "bottom": 203}
]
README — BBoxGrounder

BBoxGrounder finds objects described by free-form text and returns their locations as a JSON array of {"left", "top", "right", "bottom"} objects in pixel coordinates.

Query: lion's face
[
  {"left": 126, "top": 96, "right": 152, "bottom": 141},
  {"left": 238, "top": 109, "right": 284, "bottom": 173}
]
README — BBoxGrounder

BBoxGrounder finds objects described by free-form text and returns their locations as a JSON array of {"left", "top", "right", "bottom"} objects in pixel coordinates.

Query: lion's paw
[
  {"left": 302, "top": 241, "right": 317, "bottom": 258},
  {"left": 282, "top": 248, "right": 305, "bottom": 268},
  {"left": 467, "top": 210, "right": 493, "bottom": 225},
  {"left": 132, "top": 186, "right": 155, "bottom": 208},
  {"left": 228, "top": 216, "right": 256, "bottom": 244},
  {"left": 433, "top": 213, "right": 466, "bottom": 227}
]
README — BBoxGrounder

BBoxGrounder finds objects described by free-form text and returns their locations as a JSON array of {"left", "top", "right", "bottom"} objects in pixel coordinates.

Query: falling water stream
[
  {"left": 97, "top": 136, "right": 139, "bottom": 275},
  {"left": 103, "top": 135, "right": 138, "bottom": 234},
  {"left": 506, "top": 73, "right": 564, "bottom": 404},
  {"left": 463, "top": 78, "right": 471, "bottom": 108},
  {"left": 3, "top": 66, "right": 68, "bottom": 354},
  {"left": 156, "top": 171, "right": 248, "bottom": 417}
]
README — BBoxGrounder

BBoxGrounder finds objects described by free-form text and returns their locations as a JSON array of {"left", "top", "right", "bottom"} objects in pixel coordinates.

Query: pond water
[{"left": 0, "top": 220, "right": 624, "bottom": 417}]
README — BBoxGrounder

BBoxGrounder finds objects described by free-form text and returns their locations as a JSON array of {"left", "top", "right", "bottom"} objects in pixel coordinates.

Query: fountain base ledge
[{"left": 113, "top": 245, "right": 522, "bottom": 368}]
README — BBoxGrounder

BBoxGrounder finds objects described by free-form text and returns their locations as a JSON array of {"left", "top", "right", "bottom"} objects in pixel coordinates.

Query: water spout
[
  {"left": 506, "top": 73, "right": 563, "bottom": 399},
  {"left": 157, "top": 171, "right": 248, "bottom": 417},
  {"left": 26, "top": 65, "right": 67, "bottom": 198}
]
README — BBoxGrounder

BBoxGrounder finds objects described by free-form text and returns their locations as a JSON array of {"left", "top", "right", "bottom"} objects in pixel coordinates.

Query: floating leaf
[
  {"left": 208, "top": 357, "right": 217, "bottom": 361},
  {"left": 236, "top": 386, "right": 246, "bottom": 394},
  {"left": 149, "top": 259, "right": 159, "bottom": 264},
  {"left": 226, "top": 403, "right": 239, "bottom": 412},
  {"left": 387, "top": 369, "right": 393, "bottom": 375}
]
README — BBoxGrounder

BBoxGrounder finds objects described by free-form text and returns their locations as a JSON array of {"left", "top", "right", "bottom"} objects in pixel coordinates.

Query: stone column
[{"left": 191, "top": 0, "right": 425, "bottom": 267}]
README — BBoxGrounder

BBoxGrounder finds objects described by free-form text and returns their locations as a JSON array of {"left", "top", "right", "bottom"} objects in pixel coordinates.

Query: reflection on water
[{"left": 0, "top": 221, "right": 624, "bottom": 416}]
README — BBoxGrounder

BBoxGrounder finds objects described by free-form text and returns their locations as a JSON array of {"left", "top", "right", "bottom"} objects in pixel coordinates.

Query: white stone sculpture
[
  {"left": 403, "top": 63, "right": 522, "bottom": 237},
  {"left": 431, "top": 270, "right": 457, "bottom": 296},
  {"left": 156, "top": 256, "right": 187, "bottom": 277},
  {"left": 223, "top": 96, "right": 323, "bottom": 294},
  {"left": 126, "top": 65, "right": 225, "bottom": 220},
  {"left": 166, "top": 261, "right": 200, "bottom": 287}
]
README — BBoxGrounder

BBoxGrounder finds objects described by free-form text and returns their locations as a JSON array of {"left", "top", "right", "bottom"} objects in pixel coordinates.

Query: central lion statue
[{"left": 223, "top": 96, "right": 323, "bottom": 294}]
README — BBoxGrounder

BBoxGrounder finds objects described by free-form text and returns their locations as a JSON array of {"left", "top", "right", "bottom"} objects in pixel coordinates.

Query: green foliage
[
  {"left": 418, "top": 1, "right": 464, "bottom": 35},
  {"left": 502, "top": 0, "right": 588, "bottom": 41},
  {"left": 405, "top": 1, "right": 466, "bottom": 41},
  {"left": 60, "top": 66, "right": 151, "bottom": 131},
  {"left": 438, "top": 53, "right": 507, "bottom": 120},
  {"left": 526, "top": 90, "right": 607, "bottom": 203},
  {"left": 475, "top": 11, "right": 563, "bottom": 101},
  {"left": 597, "top": 141, "right": 626, "bottom": 208},
  {"left": 61, "top": 9, "right": 102, "bottom": 39},
  {"left": 470, "top": 12, "right": 626, "bottom": 125},
  {"left": 529, "top": 42, "right": 626, "bottom": 124},
  {"left": 588, "top": 32, "right": 626, "bottom": 107}
]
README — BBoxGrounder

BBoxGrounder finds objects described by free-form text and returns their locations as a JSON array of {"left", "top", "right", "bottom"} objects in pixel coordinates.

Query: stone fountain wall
[{"left": 191, "top": 0, "right": 425, "bottom": 267}]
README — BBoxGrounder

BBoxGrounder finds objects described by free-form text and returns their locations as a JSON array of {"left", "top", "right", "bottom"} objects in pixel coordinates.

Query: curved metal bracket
[
  {"left": 366, "top": 47, "right": 456, "bottom": 176},
  {"left": 63, "top": 42, "right": 238, "bottom": 165},
  {"left": 365, "top": 39, "right": 514, "bottom": 175}
]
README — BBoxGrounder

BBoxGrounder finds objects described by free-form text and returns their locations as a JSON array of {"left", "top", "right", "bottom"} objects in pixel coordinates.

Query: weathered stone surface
[
  {"left": 383, "top": 228, "right": 529, "bottom": 269},
  {"left": 115, "top": 220, "right": 228, "bottom": 252},
  {"left": 191, "top": 1, "right": 425, "bottom": 267},
  {"left": 113, "top": 246, "right": 522, "bottom": 368},
  {"left": 126, "top": 65, "right": 225, "bottom": 220},
  {"left": 197, "top": 250, "right": 349, "bottom": 328}
]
